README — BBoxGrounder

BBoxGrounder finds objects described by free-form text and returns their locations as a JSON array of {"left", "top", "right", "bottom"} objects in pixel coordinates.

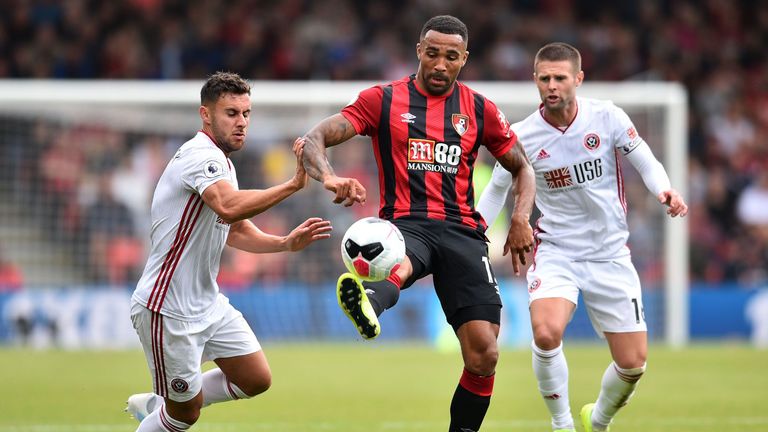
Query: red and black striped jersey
[{"left": 342, "top": 75, "right": 518, "bottom": 231}]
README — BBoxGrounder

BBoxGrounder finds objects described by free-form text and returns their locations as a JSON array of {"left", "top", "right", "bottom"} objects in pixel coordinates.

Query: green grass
[{"left": 0, "top": 343, "right": 766, "bottom": 431}]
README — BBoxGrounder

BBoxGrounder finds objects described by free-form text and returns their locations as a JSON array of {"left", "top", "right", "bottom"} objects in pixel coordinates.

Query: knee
[
  {"left": 237, "top": 371, "right": 272, "bottom": 397},
  {"left": 465, "top": 343, "right": 499, "bottom": 376},
  {"left": 615, "top": 356, "right": 647, "bottom": 372},
  {"left": 614, "top": 349, "right": 647, "bottom": 370},
  {"left": 177, "top": 409, "right": 201, "bottom": 426},
  {"left": 532, "top": 325, "right": 563, "bottom": 350}
]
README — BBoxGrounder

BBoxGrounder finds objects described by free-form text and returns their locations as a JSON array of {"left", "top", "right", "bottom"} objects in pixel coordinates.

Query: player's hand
[
  {"left": 323, "top": 175, "right": 366, "bottom": 207},
  {"left": 502, "top": 216, "right": 534, "bottom": 276},
  {"left": 291, "top": 137, "right": 309, "bottom": 190},
  {"left": 285, "top": 217, "right": 333, "bottom": 251},
  {"left": 658, "top": 189, "right": 688, "bottom": 217}
]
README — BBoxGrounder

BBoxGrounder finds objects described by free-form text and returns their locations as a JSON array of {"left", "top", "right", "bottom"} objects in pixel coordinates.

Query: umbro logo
[
  {"left": 536, "top": 149, "right": 551, "bottom": 160},
  {"left": 400, "top": 112, "right": 416, "bottom": 123}
]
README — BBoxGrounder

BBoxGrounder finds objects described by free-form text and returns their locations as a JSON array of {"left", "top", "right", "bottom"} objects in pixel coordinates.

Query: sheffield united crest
[
  {"left": 171, "top": 378, "right": 189, "bottom": 393},
  {"left": 583, "top": 133, "right": 600, "bottom": 150}
]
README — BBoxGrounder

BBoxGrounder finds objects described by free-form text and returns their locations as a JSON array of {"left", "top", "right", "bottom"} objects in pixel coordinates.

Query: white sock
[
  {"left": 202, "top": 368, "right": 249, "bottom": 407},
  {"left": 136, "top": 404, "right": 191, "bottom": 432},
  {"left": 531, "top": 341, "right": 574, "bottom": 430},
  {"left": 592, "top": 362, "right": 646, "bottom": 431}
]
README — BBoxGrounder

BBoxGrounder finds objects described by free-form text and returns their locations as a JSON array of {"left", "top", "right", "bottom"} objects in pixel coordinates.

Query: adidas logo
[{"left": 536, "top": 149, "right": 551, "bottom": 160}]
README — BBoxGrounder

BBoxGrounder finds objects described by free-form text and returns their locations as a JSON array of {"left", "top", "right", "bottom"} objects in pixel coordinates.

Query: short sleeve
[
  {"left": 179, "top": 148, "right": 230, "bottom": 195},
  {"left": 482, "top": 99, "right": 517, "bottom": 158},
  {"left": 611, "top": 104, "right": 644, "bottom": 156},
  {"left": 341, "top": 86, "right": 383, "bottom": 136}
]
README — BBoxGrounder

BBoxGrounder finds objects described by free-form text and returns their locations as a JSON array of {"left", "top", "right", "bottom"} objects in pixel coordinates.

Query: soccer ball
[{"left": 341, "top": 217, "right": 406, "bottom": 282}]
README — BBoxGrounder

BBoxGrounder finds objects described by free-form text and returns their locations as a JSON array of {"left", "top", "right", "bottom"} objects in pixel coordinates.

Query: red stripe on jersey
[
  {"left": 531, "top": 217, "right": 544, "bottom": 271},
  {"left": 457, "top": 86, "right": 479, "bottom": 227},
  {"left": 390, "top": 83, "right": 412, "bottom": 219},
  {"left": 147, "top": 194, "right": 203, "bottom": 312},
  {"left": 153, "top": 197, "right": 205, "bottom": 310},
  {"left": 425, "top": 95, "right": 446, "bottom": 220},
  {"left": 147, "top": 194, "right": 198, "bottom": 310},
  {"left": 615, "top": 149, "right": 627, "bottom": 213}
]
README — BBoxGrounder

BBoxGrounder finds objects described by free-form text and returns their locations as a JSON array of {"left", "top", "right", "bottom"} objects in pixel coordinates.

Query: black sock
[
  {"left": 448, "top": 370, "right": 494, "bottom": 432},
  {"left": 362, "top": 279, "right": 399, "bottom": 316}
]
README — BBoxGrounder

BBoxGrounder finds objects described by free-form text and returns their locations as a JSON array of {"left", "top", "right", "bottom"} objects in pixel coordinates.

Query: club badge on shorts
[
  {"left": 171, "top": 378, "right": 189, "bottom": 393},
  {"left": 528, "top": 277, "right": 542, "bottom": 293}
]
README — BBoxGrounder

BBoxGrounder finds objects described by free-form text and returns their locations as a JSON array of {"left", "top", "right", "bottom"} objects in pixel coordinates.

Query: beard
[
  {"left": 212, "top": 130, "right": 243, "bottom": 154},
  {"left": 423, "top": 72, "right": 453, "bottom": 96}
]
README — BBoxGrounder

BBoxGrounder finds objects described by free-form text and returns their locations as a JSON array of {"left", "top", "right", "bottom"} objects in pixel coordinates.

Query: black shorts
[{"left": 392, "top": 216, "right": 502, "bottom": 331}]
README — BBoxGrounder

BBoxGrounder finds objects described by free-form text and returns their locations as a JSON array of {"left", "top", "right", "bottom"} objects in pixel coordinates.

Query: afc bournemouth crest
[
  {"left": 171, "top": 378, "right": 189, "bottom": 393},
  {"left": 583, "top": 133, "right": 600, "bottom": 150},
  {"left": 452, "top": 114, "right": 469, "bottom": 136}
]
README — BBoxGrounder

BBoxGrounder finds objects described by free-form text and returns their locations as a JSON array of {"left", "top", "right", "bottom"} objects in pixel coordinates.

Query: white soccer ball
[{"left": 341, "top": 217, "right": 406, "bottom": 282}]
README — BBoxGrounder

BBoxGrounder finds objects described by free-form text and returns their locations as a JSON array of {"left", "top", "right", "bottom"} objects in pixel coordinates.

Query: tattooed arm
[
  {"left": 495, "top": 142, "right": 536, "bottom": 275},
  {"left": 303, "top": 113, "right": 367, "bottom": 206}
]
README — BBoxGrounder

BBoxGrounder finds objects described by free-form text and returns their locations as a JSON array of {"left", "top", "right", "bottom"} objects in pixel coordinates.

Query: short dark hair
[
  {"left": 534, "top": 42, "right": 582, "bottom": 72},
  {"left": 420, "top": 15, "right": 468, "bottom": 43},
  {"left": 200, "top": 71, "right": 251, "bottom": 105}
]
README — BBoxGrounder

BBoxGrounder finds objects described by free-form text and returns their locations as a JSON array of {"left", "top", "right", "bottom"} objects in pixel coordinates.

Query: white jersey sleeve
[
  {"left": 624, "top": 141, "right": 671, "bottom": 196},
  {"left": 476, "top": 162, "right": 513, "bottom": 226},
  {"left": 179, "top": 148, "right": 231, "bottom": 195},
  {"left": 609, "top": 105, "right": 672, "bottom": 196}
]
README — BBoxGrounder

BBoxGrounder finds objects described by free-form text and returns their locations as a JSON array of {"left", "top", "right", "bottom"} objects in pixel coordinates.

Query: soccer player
[
  {"left": 476, "top": 43, "right": 689, "bottom": 432},
  {"left": 125, "top": 72, "right": 332, "bottom": 431},
  {"left": 301, "top": 15, "right": 536, "bottom": 432}
]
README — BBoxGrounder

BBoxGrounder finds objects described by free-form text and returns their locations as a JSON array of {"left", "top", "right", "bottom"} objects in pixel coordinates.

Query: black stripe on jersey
[
  {"left": 469, "top": 93, "right": 486, "bottom": 231},
  {"left": 407, "top": 79, "right": 427, "bottom": 215},
  {"left": 379, "top": 85, "right": 396, "bottom": 219},
  {"left": 442, "top": 88, "right": 463, "bottom": 225}
]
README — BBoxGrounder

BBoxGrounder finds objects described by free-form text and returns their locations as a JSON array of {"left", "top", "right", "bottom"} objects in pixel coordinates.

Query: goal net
[{"left": 0, "top": 80, "right": 688, "bottom": 346}]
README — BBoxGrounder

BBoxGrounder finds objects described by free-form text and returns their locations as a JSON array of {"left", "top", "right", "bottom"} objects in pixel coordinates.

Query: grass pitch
[{"left": 0, "top": 343, "right": 765, "bottom": 431}]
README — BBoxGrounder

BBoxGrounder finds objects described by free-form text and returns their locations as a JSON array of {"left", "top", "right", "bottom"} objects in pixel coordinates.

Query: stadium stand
[{"left": 0, "top": 0, "right": 765, "bottom": 288}]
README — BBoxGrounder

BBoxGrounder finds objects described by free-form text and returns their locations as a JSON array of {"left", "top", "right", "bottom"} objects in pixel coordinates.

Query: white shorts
[
  {"left": 526, "top": 250, "right": 647, "bottom": 336},
  {"left": 130, "top": 294, "right": 261, "bottom": 402}
]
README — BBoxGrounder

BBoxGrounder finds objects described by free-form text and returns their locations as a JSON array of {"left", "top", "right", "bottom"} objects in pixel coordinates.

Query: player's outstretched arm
[
  {"left": 303, "top": 113, "right": 367, "bottom": 207},
  {"left": 623, "top": 141, "right": 688, "bottom": 218},
  {"left": 201, "top": 138, "right": 308, "bottom": 224},
  {"left": 226, "top": 217, "right": 332, "bottom": 253},
  {"left": 495, "top": 143, "right": 536, "bottom": 275}
]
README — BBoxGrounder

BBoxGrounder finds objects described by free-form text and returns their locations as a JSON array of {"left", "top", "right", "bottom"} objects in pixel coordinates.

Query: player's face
[
  {"left": 201, "top": 93, "right": 251, "bottom": 154},
  {"left": 534, "top": 60, "right": 583, "bottom": 112},
  {"left": 416, "top": 30, "right": 468, "bottom": 96}
]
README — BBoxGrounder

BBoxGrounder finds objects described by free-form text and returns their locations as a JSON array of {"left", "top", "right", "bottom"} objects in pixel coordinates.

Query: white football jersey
[
  {"left": 492, "top": 97, "right": 644, "bottom": 260},
  {"left": 132, "top": 132, "right": 237, "bottom": 321}
]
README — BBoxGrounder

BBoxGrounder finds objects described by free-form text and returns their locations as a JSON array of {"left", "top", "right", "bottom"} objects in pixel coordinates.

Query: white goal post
[{"left": 0, "top": 80, "right": 688, "bottom": 346}]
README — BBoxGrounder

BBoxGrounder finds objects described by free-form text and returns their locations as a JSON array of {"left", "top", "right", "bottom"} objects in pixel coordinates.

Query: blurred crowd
[{"left": 0, "top": 0, "right": 766, "bottom": 288}]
